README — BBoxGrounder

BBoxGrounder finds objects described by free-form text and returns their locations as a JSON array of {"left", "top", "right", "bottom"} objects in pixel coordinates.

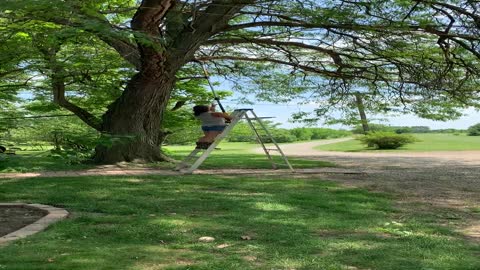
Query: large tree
[{"left": 1, "top": 0, "right": 480, "bottom": 163}]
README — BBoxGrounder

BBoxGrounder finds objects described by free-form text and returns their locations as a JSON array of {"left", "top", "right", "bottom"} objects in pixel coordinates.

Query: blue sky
[
  {"left": 211, "top": 76, "right": 480, "bottom": 130},
  {"left": 220, "top": 98, "right": 480, "bottom": 130}
]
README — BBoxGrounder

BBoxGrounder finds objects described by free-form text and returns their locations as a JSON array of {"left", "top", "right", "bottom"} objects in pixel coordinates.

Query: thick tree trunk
[
  {"left": 93, "top": 71, "right": 177, "bottom": 164},
  {"left": 89, "top": 0, "right": 248, "bottom": 164}
]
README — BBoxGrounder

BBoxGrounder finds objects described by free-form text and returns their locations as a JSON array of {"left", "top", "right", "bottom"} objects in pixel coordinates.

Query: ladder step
[{"left": 266, "top": 148, "right": 280, "bottom": 151}]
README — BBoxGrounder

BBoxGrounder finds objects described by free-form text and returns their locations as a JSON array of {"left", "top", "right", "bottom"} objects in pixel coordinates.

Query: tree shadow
[{"left": 0, "top": 175, "right": 478, "bottom": 269}]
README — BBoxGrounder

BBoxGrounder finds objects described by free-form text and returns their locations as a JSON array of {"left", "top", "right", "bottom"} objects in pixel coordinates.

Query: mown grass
[
  {"left": 0, "top": 142, "right": 332, "bottom": 173},
  {"left": 0, "top": 174, "right": 479, "bottom": 270},
  {"left": 163, "top": 142, "right": 333, "bottom": 170},
  {"left": 315, "top": 133, "right": 480, "bottom": 152},
  {"left": 0, "top": 150, "right": 94, "bottom": 173}
]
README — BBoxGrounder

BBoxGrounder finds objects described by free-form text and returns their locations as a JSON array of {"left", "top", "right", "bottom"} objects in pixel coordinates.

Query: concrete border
[{"left": 0, "top": 203, "right": 69, "bottom": 247}]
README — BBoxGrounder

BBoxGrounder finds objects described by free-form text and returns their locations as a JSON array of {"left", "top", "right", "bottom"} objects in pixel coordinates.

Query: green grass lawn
[
  {"left": 164, "top": 142, "right": 333, "bottom": 170},
  {"left": 0, "top": 150, "right": 94, "bottom": 173},
  {"left": 1, "top": 174, "right": 479, "bottom": 269},
  {"left": 0, "top": 142, "right": 332, "bottom": 173},
  {"left": 315, "top": 133, "right": 480, "bottom": 152}
]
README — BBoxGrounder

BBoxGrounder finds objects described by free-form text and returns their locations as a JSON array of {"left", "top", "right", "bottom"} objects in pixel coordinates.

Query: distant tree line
[
  {"left": 351, "top": 124, "right": 467, "bottom": 135},
  {"left": 165, "top": 122, "right": 351, "bottom": 145}
]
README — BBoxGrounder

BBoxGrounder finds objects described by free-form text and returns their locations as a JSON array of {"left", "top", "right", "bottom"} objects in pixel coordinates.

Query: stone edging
[{"left": 0, "top": 203, "right": 69, "bottom": 246}]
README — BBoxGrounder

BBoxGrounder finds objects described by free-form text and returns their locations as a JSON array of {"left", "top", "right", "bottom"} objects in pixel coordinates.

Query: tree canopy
[{"left": 1, "top": 0, "right": 479, "bottom": 163}]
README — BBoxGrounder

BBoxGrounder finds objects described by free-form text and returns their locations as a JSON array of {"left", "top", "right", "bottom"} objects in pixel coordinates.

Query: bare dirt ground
[
  {"left": 254, "top": 139, "right": 480, "bottom": 242},
  {"left": 0, "top": 206, "right": 46, "bottom": 237}
]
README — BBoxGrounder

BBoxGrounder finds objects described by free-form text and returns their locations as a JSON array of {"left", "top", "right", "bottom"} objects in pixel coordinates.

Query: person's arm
[
  {"left": 209, "top": 103, "right": 216, "bottom": 112},
  {"left": 223, "top": 113, "right": 233, "bottom": 121}
]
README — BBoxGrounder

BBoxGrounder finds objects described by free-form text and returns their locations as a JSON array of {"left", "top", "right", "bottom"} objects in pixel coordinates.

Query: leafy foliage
[
  {"left": 2, "top": 0, "right": 480, "bottom": 163},
  {"left": 228, "top": 123, "right": 350, "bottom": 143},
  {"left": 358, "top": 132, "right": 418, "bottom": 149},
  {"left": 467, "top": 123, "right": 480, "bottom": 136}
]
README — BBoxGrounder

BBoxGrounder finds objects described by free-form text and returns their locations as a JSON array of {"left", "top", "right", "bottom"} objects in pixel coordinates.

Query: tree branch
[
  {"left": 196, "top": 55, "right": 351, "bottom": 79},
  {"left": 204, "top": 38, "right": 345, "bottom": 66},
  {"left": 222, "top": 21, "right": 480, "bottom": 41},
  {"left": 131, "top": 0, "right": 176, "bottom": 32},
  {"left": 37, "top": 44, "right": 102, "bottom": 131},
  {"left": 47, "top": 15, "right": 141, "bottom": 69},
  {"left": 168, "top": 0, "right": 255, "bottom": 64}
]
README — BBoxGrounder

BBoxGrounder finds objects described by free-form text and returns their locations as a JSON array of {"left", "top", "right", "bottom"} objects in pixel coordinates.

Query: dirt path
[
  {"left": 254, "top": 139, "right": 480, "bottom": 242},
  {"left": 253, "top": 139, "right": 480, "bottom": 208}
]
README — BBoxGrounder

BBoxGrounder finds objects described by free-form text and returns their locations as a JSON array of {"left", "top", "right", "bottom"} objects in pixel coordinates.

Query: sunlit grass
[
  {"left": 0, "top": 175, "right": 478, "bottom": 269},
  {"left": 0, "top": 150, "right": 93, "bottom": 173},
  {"left": 315, "top": 133, "right": 480, "bottom": 152},
  {"left": 0, "top": 142, "right": 333, "bottom": 173}
]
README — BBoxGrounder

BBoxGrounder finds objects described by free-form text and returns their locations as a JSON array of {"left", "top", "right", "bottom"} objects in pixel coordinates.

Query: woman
[{"left": 193, "top": 103, "right": 232, "bottom": 149}]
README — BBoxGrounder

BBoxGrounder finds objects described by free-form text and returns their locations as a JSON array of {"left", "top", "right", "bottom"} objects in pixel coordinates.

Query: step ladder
[{"left": 175, "top": 109, "right": 294, "bottom": 174}]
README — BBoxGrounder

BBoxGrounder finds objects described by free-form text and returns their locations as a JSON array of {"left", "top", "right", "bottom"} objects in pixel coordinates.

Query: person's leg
[
  {"left": 196, "top": 128, "right": 210, "bottom": 148},
  {"left": 195, "top": 131, "right": 215, "bottom": 149},
  {"left": 201, "top": 131, "right": 213, "bottom": 142},
  {"left": 206, "top": 131, "right": 223, "bottom": 142},
  {"left": 197, "top": 126, "right": 225, "bottom": 148},
  {"left": 197, "top": 131, "right": 209, "bottom": 142}
]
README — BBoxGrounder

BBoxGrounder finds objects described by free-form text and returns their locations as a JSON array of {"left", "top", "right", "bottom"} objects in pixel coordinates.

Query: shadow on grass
[
  {"left": 1, "top": 150, "right": 333, "bottom": 174},
  {"left": 172, "top": 153, "right": 334, "bottom": 170},
  {"left": 0, "top": 175, "right": 478, "bottom": 269},
  {"left": 0, "top": 151, "right": 93, "bottom": 173}
]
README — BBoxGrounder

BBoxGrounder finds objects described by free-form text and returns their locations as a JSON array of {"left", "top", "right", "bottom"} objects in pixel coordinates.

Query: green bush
[
  {"left": 358, "top": 132, "right": 417, "bottom": 149},
  {"left": 46, "top": 130, "right": 100, "bottom": 164},
  {"left": 311, "top": 128, "right": 351, "bottom": 139},
  {"left": 227, "top": 123, "right": 256, "bottom": 142},
  {"left": 290, "top": 128, "right": 314, "bottom": 141},
  {"left": 258, "top": 129, "right": 297, "bottom": 143},
  {"left": 467, "top": 123, "right": 480, "bottom": 136},
  {"left": 271, "top": 129, "right": 297, "bottom": 143},
  {"left": 164, "top": 128, "right": 203, "bottom": 145}
]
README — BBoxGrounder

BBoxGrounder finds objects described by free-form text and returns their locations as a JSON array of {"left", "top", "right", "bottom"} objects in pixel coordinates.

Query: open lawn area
[
  {"left": 0, "top": 142, "right": 333, "bottom": 173},
  {"left": 315, "top": 133, "right": 480, "bottom": 152},
  {"left": 1, "top": 174, "right": 479, "bottom": 270},
  {"left": 1, "top": 140, "right": 479, "bottom": 269}
]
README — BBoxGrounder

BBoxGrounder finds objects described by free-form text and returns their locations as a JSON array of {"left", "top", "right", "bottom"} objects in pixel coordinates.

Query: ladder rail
[
  {"left": 175, "top": 149, "right": 201, "bottom": 170},
  {"left": 244, "top": 114, "right": 277, "bottom": 169},
  {"left": 249, "top": 110, "right": 294, "bottom": 172}
]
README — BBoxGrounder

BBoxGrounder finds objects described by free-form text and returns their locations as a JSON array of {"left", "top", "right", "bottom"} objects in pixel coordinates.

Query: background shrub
[
  {"left": 358, "top": 132, "right": 417, "bottom": 149},
  {"left": 311, "top": 128, "right": 351, "bottom": 139},
  {"left": 164, "top": 128, "right": 203, "bottom": 145},
  {"left": 467, "top": 123, "right": 480, "bottom": 136},
  {"left": 261, "top": 129, "right": 297, "bottom": 143}
]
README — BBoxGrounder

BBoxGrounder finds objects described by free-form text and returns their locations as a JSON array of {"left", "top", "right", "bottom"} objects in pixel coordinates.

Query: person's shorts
[{"left": 202, "top": 125, "right": 226, "bottom": 132}]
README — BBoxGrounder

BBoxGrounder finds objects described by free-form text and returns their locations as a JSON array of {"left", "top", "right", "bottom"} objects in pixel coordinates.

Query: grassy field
[
  {"left": 1, "top": 174, "right": 479, "bottom": 269},
  {"left": 164, "top": 142, "right": 334, "bottom": 170},
  {"left": 0, "top": 142, "right": 333, "bottom": 173},
  {"left": 315, "top": 133, "right": 480, "bottom": 152},
  {"left": 0, "top": 150, "right": 94, "bottom": 173}
]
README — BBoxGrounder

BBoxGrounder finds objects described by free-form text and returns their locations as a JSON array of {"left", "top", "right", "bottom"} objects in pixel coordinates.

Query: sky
[
  {"left": 210, "top": 76, "right": 480, "bottom": 130},
  {"left": 219, "top": 98, "right": 480, "bottom": 130}
]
